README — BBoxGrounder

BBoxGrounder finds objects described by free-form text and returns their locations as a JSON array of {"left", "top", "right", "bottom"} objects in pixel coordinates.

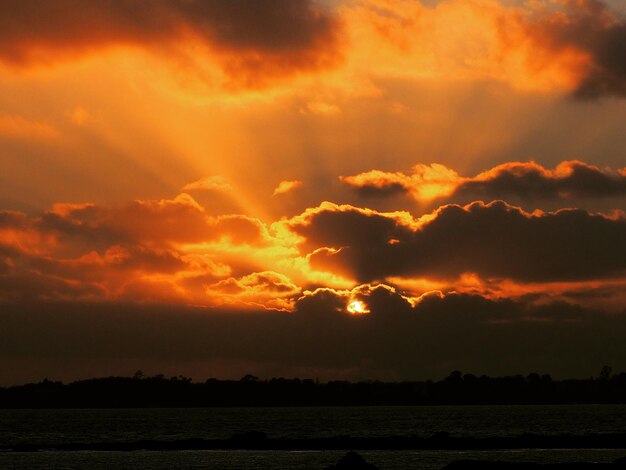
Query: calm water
[{"left": 1, "top": 405, "right": 626, "bottom": 469}]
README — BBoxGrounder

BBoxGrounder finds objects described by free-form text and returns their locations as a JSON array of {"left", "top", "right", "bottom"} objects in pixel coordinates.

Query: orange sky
[{"left": 1, "top": 0, "right": 625, "bottom": 383}]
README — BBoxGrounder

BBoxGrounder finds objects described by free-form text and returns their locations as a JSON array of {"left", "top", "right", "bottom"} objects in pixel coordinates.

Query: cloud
[
  {"left": 2, "top": 288, "right": 626, "bottom": 383},
  {"left": 295, "top": 283, "right": 513, "bottom": 321},
  {"left": 273, "top": 180, "right": 303, "bottom": 196},
  {"left": 0, "top": 195, "right": 283, "bottom": 305},
  {"left": 340, "top": 164, "right": 460, "bottom": 201},
  {"left": 296, "top": 283, "right": 416, "bottom": 317},
  {"left": 342, "top": 160, "right": 626, "bottom": 205},
  {"left": 2, "top": 192, "right": 625, "bottom": 307},
  {"left": 206, "top": 271, "right": 300, "bottom": 310},
  {"left": 41, "top": 194, "right": 268, "bottom": 249},
  {"left": 2, "top": 0, "right": 625, "bottom": 101},
  {"left": 517, "top": 0, "right": 626, "bottom": 99},
  {"left": 1, "top": 0, "right": 625, "bottom": 102},
  {"left": 457, "top": 160, "right": 626, "bottom": 201},
  {"left": 0, "top": 234, "right": 193, "bottom": 303},
  {"left": 182, "top": 176, "right": 233, "bottom": 193},
  {"left": 0, "top": 0, "right": 341, "bottom": 86},
  {"left": 0, "top": 271, "right": 107, "bottom": 304},
  {"left": 338, "top": 0, "right": 626, "bottom": 100},
  {"left": 42, "top": 193, "right": 212, "bottom": 248},
  {"left": 285, "top": 200, "right": 626, "bottom": 283}
]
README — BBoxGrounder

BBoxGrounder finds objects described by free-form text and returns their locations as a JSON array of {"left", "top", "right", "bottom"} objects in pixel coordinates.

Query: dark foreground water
[
  {"left": 3, "top": 449, "right": 626, "bottom": 470},
  {"left": 2, "top": 405, "right": 626, "bottom": 469}
]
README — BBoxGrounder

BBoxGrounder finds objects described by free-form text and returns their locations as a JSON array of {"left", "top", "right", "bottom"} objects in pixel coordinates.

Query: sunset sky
[{"left": 1, "top": 0, "right": 625, "bottom": 385}]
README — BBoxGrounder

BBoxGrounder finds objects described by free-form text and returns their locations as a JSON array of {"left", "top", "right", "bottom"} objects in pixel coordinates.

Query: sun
[{"left": 347, "top": 300, "right": 369, "bottom": 315}]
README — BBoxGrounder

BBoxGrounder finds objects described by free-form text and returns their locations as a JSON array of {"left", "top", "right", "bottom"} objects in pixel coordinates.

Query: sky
[{"left": 1, "top": 0, "right": 625, "bottom": 385}]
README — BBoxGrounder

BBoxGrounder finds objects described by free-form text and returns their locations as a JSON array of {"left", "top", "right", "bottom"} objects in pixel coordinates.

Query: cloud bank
[
  {"left": 286, "top": 200, "right": 626, "bottom": 283},
  {"left": 0, "top": 0, "right": 340, "bottom": 86},
  {"left": 2, "top": 0, "right": 626, "bottom": 98},
  {"left": 1, "top": 287, "right": 625, "bottom": 384},
  {"left": 342, "top": 160, "right": 626, "bottom": 206}
]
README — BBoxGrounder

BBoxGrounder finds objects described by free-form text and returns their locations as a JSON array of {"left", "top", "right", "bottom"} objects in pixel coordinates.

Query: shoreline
[{"left": 5, "top": 432, "right": 626, "bottom": 453}]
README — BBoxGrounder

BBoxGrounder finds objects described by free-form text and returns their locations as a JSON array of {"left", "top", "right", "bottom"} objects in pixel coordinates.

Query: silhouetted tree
[
  {"left": 600, "top": 365, "right": 612, "bottom": 380},
  {"left": 240, "top": 374, "right": 259, "bottom": 382}
]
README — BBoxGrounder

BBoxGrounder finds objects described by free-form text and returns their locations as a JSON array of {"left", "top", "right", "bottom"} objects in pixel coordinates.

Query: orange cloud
[
  {"left": 2, "top": 0, "right": 625, "bottom": 101},
  {"left": 182, "top": 176, "right": 233, "bottom": 193},
  {"left": 1, "top": 190, "right": 625, "bottom": 309},
  {"left": 338, "top": 0, "right": 584, "bottom": 94},
  {"left": 341, "top": 163, "right": 460, "bottom": 202},
  {"left": 514, "top": 0, "right": 626, "bottom": 99},
  {"left": 0, "top": 193, "right": 351, "bottom": 306},
  {"left": 44, "top": 193, "right": 211, "bottom": 249},
  {"left": 342, "top": 0, "right": 625, "bottom": 98},
  {"left": 0, "top": 195, "right": 277, "bottom": 304},
  {"left": 205, "top": 271, "right": 299, "bottom": 310},
  {"left": 273, "top": 180, "right": 304, "bottom": 196},
  {"left": 0, "top": 0, "right": 342, "bottom": 89},
  {"left": 388, "top": 274, "right": 626, "bottom": 313}
]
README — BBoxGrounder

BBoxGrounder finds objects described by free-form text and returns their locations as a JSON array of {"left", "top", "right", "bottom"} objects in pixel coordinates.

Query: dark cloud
[
  {"left": 0, "top": 271, "right": 106, "bottom": 303},
  {"left": 347, "top": 180, "right": 409, "bottom": 199},
  {"left": 1, "top": 289, "right": 625, "bottom": 384},
  {"left": 524, "top": 0, "right": 626, "bottom": 99},
  {"left": 0, "top": 210, "right": 29, "bottom": 229},
  {"left": 456, "top": 160, "right": 626, "bottom": 202},
  {"left": 0, "top": 0, "right": 340, "bottom": 83},
  {"left": 31, "top": 195, "right": 268, "bottom": 251},
  {"left": 30, "top": 245, "right": 187, "bottom": 279},
  {"left": 287, "top": 200, "right": 626, "bottom": 282},
  {"left": 341, "top": 160, "right": 626, "bottom": 206}
]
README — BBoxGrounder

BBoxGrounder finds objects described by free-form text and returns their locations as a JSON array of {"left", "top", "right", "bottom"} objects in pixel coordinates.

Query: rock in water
[{"left": 325, "top": 451, "right": 378, "bottom": 469}]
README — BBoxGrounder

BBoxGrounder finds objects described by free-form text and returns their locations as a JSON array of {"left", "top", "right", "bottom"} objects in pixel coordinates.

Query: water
[
  {"left": 1, "top": 405, "right": 626, "bottom": 468},
  {"left": 2, "top": 449, "right": 626, "bottom": 470}
]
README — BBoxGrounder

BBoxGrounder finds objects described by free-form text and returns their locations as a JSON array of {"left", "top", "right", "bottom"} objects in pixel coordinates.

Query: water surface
[{"left": 2, "top": 405, "right": 626, "bottom": 468}]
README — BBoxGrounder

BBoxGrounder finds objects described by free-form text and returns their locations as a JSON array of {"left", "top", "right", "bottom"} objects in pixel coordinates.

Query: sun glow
[{"left": 347, "top": 300, "right": 369, "bottom": 315}]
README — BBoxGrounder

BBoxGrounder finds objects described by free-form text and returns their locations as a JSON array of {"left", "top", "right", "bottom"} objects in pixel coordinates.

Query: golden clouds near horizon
[{"left": 1, "top": 185, "right": 625, "bottom": 312}]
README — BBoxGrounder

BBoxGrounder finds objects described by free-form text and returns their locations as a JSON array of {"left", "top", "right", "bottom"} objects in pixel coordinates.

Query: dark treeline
[{"left": 2, "top": 369, "right": 626, "bottom": 408}]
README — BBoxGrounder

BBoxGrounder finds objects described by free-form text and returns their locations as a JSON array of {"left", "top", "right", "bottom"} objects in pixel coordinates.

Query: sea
[{"left": 1, "top": 405, "right": 626, "bottom": 469}]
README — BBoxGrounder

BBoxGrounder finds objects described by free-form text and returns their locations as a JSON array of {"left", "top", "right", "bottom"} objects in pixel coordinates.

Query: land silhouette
[
  {"left": 3, "top": 372, "right": 626, "bottom": 467},
  {"left": 2, "top": 369, "right": 626, "bottom": 408}
]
